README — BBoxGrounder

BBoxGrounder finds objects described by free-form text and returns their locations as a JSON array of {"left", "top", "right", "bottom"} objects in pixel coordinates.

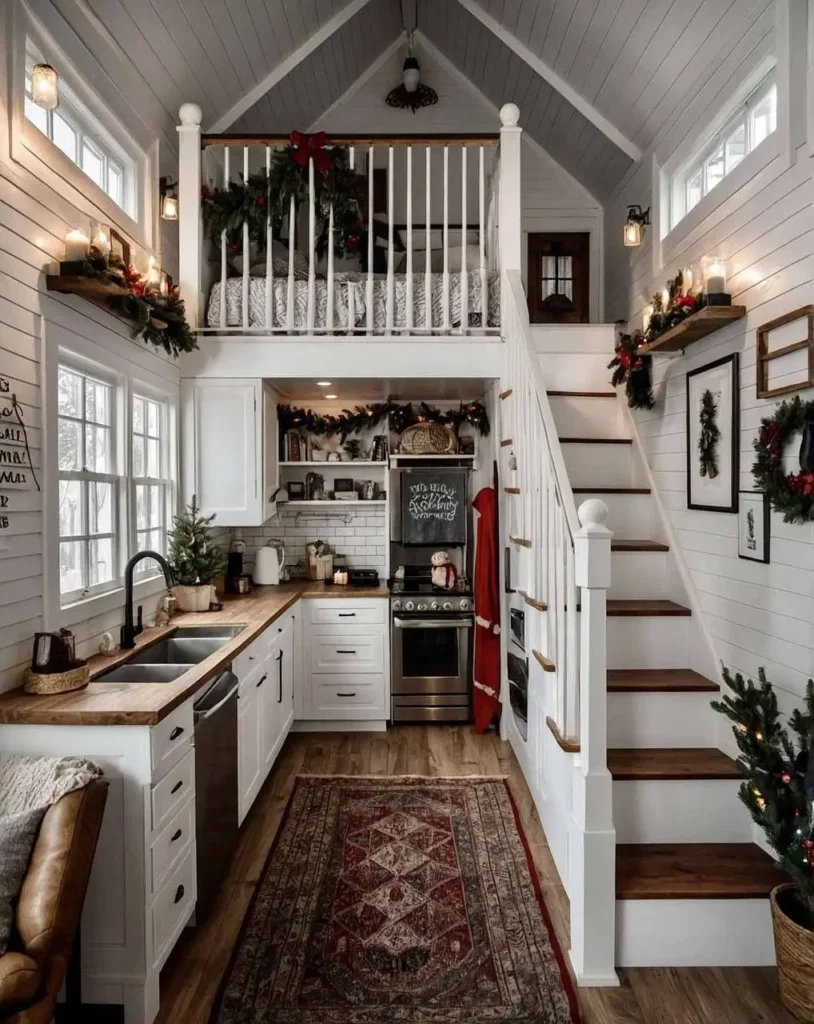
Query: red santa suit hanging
[{"left": 472, "top": 486, "right": 501, "bottom": 732}]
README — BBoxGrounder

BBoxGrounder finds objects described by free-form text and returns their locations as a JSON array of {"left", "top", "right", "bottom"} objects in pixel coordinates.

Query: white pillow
[{"left": 431, "top": 244, "right": 482, "bottom": 273}]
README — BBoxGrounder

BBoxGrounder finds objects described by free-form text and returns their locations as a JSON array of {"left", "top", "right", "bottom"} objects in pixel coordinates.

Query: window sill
[{"left": 60, "top": 574, "right": 169, "bottom": 629}]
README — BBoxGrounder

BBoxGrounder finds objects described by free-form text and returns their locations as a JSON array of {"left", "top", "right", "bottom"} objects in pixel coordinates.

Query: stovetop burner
[{"left": 390, "top": 567, "right": 472, "bottom": 598}]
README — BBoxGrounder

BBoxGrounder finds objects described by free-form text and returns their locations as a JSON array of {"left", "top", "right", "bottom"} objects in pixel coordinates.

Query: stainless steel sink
[
  {"left": 95, "top": 625, "right": 246, "bottom": 684},
  {"left": 129, "top": 637, "right": 230, "bottom": 665},
  {"left": 96, "top": 664, "right": 195, "bottom": 683}
]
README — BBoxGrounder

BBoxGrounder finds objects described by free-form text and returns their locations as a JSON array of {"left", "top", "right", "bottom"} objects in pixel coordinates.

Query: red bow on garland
[{"left": 289, "top": 131, "right": 332, "bottom": 174}]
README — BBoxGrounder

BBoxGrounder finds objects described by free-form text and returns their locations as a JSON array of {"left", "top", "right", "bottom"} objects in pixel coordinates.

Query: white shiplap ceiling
[{"left": 73, "top": 0, "right": 774, "bottom": 197}]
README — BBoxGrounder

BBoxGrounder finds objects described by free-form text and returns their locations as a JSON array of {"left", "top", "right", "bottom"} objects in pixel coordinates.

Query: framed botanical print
[
  {"left": 686, "top": 353, "right": 739, "bottom": 513},
  {"left": 738, "top": 491, "right": 770, "bottom": 563}
]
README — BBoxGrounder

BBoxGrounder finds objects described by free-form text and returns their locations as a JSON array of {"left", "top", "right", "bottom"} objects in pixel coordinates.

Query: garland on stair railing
[
  {"left": 278, "top": 400, "right": 491, "bottom": 441},
  {"left": 608, "top": 329, "right": 654, "bottom": 409},
  {"left": 752, "top": 396, "right": 814, "bottom": 524}
]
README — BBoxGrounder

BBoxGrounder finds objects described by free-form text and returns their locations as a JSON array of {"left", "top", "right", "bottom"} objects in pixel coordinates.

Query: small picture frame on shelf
[
  {"left": 287, "top": 482, "right": 305, "bottom": 501},
  {"left": 738, "top": 491, "right": 770, "bottom": 563},
  {"left": 686, "top": 353, "right": 739, "bottom": 513},
  {"left": 109, "top": 228, "right": 131, "bottom": 266}
]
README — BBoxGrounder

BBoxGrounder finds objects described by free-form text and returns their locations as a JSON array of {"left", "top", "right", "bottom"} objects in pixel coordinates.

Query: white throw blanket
[{"left": 0, "top": 755, "right": 103, "bottom": 816}]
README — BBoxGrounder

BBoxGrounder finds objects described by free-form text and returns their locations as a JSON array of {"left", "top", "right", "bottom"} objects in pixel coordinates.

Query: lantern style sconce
[
  {"left": 702, "top": 256, "right": 730, "bottom": 306},
  {"left": 159, "top": 176, "right": 179, "bottom": 221},
  {"left": 31, "top": 63, "right": 59, "bottom": 110},
  {"left": 623, "top": 205, "right": 650, "bottom": 247}
]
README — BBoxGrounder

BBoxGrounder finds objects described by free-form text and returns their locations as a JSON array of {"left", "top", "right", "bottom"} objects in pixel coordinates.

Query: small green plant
[{"left": 167, "top": 496, "right": 224, "bottom": 586}]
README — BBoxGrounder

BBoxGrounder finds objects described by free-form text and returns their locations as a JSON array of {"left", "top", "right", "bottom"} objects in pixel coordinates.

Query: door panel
[{"left": 527, "top": 233, "right": 589, "bottom": 323}]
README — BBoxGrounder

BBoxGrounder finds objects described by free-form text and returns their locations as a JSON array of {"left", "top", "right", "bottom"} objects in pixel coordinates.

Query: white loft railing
[
  {"left": 501, "top": 269, "right": 617, "bottom": 985},
  {"left": 175, "top": 102, "right": 524, "bottom": 336}
]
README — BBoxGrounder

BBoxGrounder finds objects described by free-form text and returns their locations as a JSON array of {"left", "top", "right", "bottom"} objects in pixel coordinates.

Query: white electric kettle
[{"left": 254, "top": 540, "right": 285, "bottom": 585}]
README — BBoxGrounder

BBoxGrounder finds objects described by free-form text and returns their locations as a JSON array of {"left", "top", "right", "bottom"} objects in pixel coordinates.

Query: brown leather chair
[{"left": 0, "top": 778, "right": 108, "bottom": 1024}]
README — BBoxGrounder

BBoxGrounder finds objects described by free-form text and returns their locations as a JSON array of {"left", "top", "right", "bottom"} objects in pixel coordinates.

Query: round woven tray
[{"left": 24, "top": 663, "right": 90, "bottom": 695}]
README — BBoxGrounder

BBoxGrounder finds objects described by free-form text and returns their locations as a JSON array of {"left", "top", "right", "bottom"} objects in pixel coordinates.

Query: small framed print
[
  {"left": 109, "top": 228, "right": 131, "bottom": 266},
  {"left": 287, "top": 482, "right": 305, "bottom": 500},
  {"left": 738, "top": 491, "right": 770, "bottom": 563},
  {"left": 686, "top": 353, "right": 739, "bottom": 513}
]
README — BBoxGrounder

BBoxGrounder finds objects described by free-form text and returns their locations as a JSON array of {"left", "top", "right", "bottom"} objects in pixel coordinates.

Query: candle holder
[{"left": 701, "top": 256, "right": 731, "bottom": 307}]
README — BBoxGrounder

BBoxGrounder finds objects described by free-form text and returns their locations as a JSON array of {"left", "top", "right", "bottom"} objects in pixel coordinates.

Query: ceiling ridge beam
[
  {"left": 206, "top": 0, "right": 377, "bottom": 134},
  {"left": 452, "top": 0, "right": 643, "bottom": 163}
]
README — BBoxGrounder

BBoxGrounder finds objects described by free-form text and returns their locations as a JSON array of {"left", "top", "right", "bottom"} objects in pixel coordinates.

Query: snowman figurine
[{"left": 431, "top": 551, "right": 458, "bottom": 590}]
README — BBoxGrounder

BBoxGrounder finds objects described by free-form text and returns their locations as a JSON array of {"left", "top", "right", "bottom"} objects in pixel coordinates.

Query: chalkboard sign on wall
[{"left": 401, "top": 470, "right": 467, "bottom": 545}]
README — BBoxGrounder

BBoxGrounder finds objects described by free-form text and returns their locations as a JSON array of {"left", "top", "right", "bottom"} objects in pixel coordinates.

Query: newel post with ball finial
[
  {"left": 498, "top": 103, "right": 523, "bottom": 294},
  {"left": 177, "top": 103, "right": 203, "bottom": 330}
]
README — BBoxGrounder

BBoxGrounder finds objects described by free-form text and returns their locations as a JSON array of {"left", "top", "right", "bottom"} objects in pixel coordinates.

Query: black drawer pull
[
  {"left": 174, "top": 884, "right": 185, "bottom": 904},
  {"left": 171, "top": 829, "right": 183, "bottom": 842},
  {"left": 336, "top": 649, "right": 356, "bottom": 654},
  {"left": 338, "top": 612, "right": 356, "bottom": 617},
  {"left": 256, "top": 674, "right": 267, "bottom": 688},
  {"left": 170, "top": 780, "right": 183, "bottom": 794},
  {"left": 337, "top": 692, "right": 356, "bottom": 698},
  {"left": 169, "top": 726, "right": 184, "bottom": 741}
]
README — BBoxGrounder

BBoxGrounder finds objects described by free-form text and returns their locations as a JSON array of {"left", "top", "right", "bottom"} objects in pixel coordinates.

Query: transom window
[
  {"left": 58, "top": 365, "right": 120, "bottom": 602},
  {"left": 669, "top": 67, "right": 776, "bottom": 231},
  {"left": 132, "top": 393, "right": 171, "bottom": 558},
  {"left": 24, "top": 40, "right": 136, "bottom": 217}
]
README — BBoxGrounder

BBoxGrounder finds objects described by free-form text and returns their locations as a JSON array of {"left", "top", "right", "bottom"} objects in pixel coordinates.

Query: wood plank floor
[{"left": 156, "top": 727, "right": 794, "bottom": 1024}]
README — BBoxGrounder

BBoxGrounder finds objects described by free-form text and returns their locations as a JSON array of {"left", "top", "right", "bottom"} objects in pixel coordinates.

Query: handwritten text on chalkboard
[{"left": 407, "top": 482, "right": 460, "bottom": 522}]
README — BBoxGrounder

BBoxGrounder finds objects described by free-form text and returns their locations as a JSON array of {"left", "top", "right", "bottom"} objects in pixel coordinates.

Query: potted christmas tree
[
  {"left": 713, "top": 667, "right": 814, "bottom": 1019},
  {"left": 167, "top": 496, "right": 225, "bottom": 612}
]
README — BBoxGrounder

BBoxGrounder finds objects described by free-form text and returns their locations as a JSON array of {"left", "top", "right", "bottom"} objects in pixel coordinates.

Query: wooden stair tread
[
  {"left": 573, "top": 486, "right": 651, "bottom": 494},
  {"left": 608, "top": 747, "right": 739, "bottom": 780},
  {"left": 519, "top": 590, "right": 547, "bottom": 612},
  {"left": 504, "top": 487, "right": 521, "bottom": 495},
  {"left": 612, "top": 539, "right": 669, "bottom": 552},
  {"left": 532, "top": 649, "right": 555, "bottom": 672},
  {"left": 606, "top": 600, "right": 691, "bottom": 617},
  {"left": 499, "top": 388, "right": 513, "bottom": 400},
  {"left": 500, "top": 439, "right": 513, "bottom": 447},
  {"left": 616, "top": 843, "right": 778, "bottom": 900},
  {"left": 560, "top": 437, "right": 632, "bottom": 445},
  {"left": 509, "top": 536, "right": 532, "bottom": 548},
  {"left": 548, "top": 391, "right": 616, "bottom": 399},
  {"left": 608, "top": 669, "right": 719, "bottom": 693}
]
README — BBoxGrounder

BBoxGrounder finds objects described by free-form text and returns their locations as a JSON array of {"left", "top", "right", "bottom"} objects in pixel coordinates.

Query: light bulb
[
  {"left": 161, "top": 194, "right": 179, "bottom": 221},
  {"left": 623, "top": 221, "right": 641, "bottom": 247},
  {"left": 32, "top": 64, "right": 59, "bottom": 110}
]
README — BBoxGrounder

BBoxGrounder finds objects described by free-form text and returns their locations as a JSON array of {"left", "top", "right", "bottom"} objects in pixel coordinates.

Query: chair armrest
[{"left": 0, "top": 952, "right": 41, "bottom": 1012}]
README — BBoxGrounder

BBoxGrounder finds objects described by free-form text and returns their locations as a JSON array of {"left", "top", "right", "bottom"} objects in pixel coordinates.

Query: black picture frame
[
  {"left": 686, "top": 352, "right": 739, "bottom": 513},
  {"left": 287, "top": 482, "right": 305, "bottom": 500},
  {"left": 738, "top": 491, "right": 770, "bottom": 563}
]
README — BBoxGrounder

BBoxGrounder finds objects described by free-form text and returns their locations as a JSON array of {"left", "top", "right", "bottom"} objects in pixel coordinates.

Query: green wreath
[{"left": 752, "top": 397, "right": 814, "bottom": 524}]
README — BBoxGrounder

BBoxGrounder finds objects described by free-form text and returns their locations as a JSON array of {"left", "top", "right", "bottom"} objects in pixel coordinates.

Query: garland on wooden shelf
[
  {"left": 698, "top": 388, "right": 720, "bottom": 479},
  {"left": 642, "top": 268, "right": 700, "bottom": 346},
  {"left": 608, "top": 329, "right": 654, "bottom": 409},
  {"left": 201, "top": 132, "right": 366, "bottom": 260},
  {"left": 278, "top": 401, "right": 491, "bottom": 441},
  {"left": 752, "top": 397, "right": 814, "bottom": 524}
]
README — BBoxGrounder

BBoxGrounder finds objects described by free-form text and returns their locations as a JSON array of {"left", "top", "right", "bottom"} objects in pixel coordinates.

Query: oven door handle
[{"left": 393, "top": 617, "right": 473, "bottom": 629}]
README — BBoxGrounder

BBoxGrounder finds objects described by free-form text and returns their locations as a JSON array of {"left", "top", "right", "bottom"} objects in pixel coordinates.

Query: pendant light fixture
[
  {"left": 31, "top": 62, "right": 59, "bottom": 110},
  {"left": 385, "top": 12, "right": 438, "bottom": 114}
]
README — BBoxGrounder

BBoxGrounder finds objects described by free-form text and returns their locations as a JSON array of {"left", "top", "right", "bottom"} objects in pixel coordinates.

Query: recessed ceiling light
[
  {"left": 316, "top": 381, "right": 332, "bottom": 387},
  {"left": 325, "top": 394, "right": 338, "bottom": 399}
]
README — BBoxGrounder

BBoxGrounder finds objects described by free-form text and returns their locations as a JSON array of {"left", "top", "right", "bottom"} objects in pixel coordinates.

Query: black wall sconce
[{"left": 623, "top": 205, "right": 650, "bottom": 247}]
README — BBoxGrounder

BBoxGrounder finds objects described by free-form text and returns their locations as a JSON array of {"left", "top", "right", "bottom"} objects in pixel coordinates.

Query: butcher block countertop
[{"left": 0, "top": 582, "right": 389, "bottom": 727}]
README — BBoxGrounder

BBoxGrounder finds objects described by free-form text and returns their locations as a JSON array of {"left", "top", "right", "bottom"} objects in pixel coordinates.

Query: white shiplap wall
[
  {"left": 0, "top": 1, "right": 181, "bottom": 693},
  {"left": 605, "top": 3, "right": 814, "bottom": 708}
]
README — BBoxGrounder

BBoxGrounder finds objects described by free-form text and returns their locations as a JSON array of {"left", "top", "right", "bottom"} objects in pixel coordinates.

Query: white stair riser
[
  {"left": 562, "top": 444, "right": 643, "bottom": 489},
  {"left": 549, "top": 395, "right": 624, "bottom": 439},
  {"left": 608, "top": 617, "right": 689, "bottom": 669},
  {"left": 616, "top": 899, "right": 774, "bottom": 967},
  {"left": 537, "top": 353, "right": 614, "bottom": 392},
  {"left": 608, "top": 552, "right": 670, "bottom": 599},
  {"left": 613, "top": 779, "right": 753, "bottom": 843},
  {"left": 608, "top": 691, "right": 715, "bottom": 747},
  {"left": 578, "top": 492, "right": 654, "bottom": 539}
]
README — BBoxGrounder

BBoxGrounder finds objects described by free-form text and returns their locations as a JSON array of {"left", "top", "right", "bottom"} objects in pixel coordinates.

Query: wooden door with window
[{"left": 527, "top": 233, "right": 589, "bottom": 323}]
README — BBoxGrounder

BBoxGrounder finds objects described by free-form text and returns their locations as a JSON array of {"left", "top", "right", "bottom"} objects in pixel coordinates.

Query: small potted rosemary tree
[
  {"left": 713, "top": 667, "right": 814, "bottom": 1019},
  {"left": 167, "top": 496, "right": 225, "bottom": 612}
]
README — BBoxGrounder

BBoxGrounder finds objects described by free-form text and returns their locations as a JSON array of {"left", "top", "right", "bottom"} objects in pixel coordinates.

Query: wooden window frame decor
[
  {"left": 738, "top": 490, "right": 770, "bottom": 564},
  {"left": 756, "top": 305, "right": 814, "bottom": 399},
  {"left": 686, "top": 353, "right": 739, "bottom": 514}
]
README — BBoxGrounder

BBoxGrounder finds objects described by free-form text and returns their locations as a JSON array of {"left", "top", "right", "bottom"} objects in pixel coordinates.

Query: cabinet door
[
  {"left": 181, "top": 379, "right": 262, "bottom": 526},
  {"left": 260, "top": 635, "right": 283, "bottom": 775},
  {"left": 278, "top": 616, "right": 295, "bottom": 736},
  {"left": 263, "top": 384, "right": 279, "bottom": 523},
  {"left": 237, "top": 687, "right": 261, "bottom": 826}
]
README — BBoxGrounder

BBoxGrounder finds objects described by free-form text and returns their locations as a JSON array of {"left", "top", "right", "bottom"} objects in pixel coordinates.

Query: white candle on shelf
[
  {"left": 642, "top": 303, "right": 653, "bottom": 333},
  {"left": 145, "top": 256, "right": 160, "bottom": 287},
  {"left": 65, "top": 229, "right": 89, "bottom": 262},
  {"left": 705, "top": 261, "right": 726, "bottom": 294},
  {"left": 661, "top": 287, "right": 669, "bottom": 310},
  {"left": 92, "top": 225, "right": 110, "bottom": 257}
]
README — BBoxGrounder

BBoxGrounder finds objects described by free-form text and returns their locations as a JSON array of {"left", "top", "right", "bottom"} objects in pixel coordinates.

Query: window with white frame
[
  {"left": 24, "top": 39, "right": 137, "bottom": 218},
  {"left": 669, "top": 67, "right": 777, "bottom": 231},
  {"left": 132, "top": 393, "right": 172, "bottom": 559},
  {"left": 57, "top": 364, "right": 121, "bottom": 602}
]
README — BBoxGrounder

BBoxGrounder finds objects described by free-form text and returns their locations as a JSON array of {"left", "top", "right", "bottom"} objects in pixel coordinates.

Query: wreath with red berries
[
  {"left": 752, "top": 397, "right": 814, "bottom": 524},
  {"left": 608, "top": 329, "right": 654, "bottom": 409}
]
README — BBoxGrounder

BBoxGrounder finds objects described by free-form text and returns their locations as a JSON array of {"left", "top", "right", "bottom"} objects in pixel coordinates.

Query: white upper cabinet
[{"left": 181, "top": 379, "right": 278, "bottom": 526}]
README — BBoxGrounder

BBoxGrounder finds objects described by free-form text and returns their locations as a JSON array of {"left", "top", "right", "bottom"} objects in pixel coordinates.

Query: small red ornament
[{"left": 256, "top": 195, "right": 267, "bottom": 208}]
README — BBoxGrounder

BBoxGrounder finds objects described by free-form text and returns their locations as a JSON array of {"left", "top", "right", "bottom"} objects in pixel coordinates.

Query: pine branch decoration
[
  {"left": 167, "top": 496, "right": 225, "bottom": 587},
  {"left": 698, "top": 388, "right": 720, "bottom": 479}
]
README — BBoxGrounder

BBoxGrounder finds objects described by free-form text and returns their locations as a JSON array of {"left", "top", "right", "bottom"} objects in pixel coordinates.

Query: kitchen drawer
[
  {"left": 309, "top": 601, "right": 385, "bottom": 626},
  {"left": 310, "top": 634, "right": 384, "bottom": 674},
  {"left": 233, "top": 632, "right": 270, "bottom": 682},
  {"left": 152, "top": 847, "right": 196, "bottom": 971},
  {"left": 151, "top": 746, "right": 195, "bottom": 832},
  {"left": 151, "top": 702, "right": 193, "bottom": 778},
  {"left": 150, "top": 797, "right": 194, "bottom": 894},
  {"left": 311, "top": 674, "right": 387, "bottom": 716}
]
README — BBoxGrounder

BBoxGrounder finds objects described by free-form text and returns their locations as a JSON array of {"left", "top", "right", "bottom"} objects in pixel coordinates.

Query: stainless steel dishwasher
[{"left": 193, "top": 670, "right": 239, "bottom": 917}]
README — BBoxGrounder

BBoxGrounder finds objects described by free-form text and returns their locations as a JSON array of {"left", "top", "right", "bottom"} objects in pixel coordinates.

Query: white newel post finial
[
  {"left": 498, "top": 100, "right": 522, "bottom": 284},
  {"left": 177, "top": 104, "right": 203, "bottom": 330},
  {"left": 499, "top": 102, "right": 520, "bottom": 127},
  {"left": 570, "top": 498, "right": 618, "bottom": 986}
]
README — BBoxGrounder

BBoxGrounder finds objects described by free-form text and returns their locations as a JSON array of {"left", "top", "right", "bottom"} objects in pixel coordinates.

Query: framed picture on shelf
[
  {"left": 686, "top": 353, "right": 739, "bottom": 513},
  {"left": 738, "top": 491, "right": 770, "bottom": 563},
  {"left": 287, "top": 482, "right": 305, "bottom": 501}
]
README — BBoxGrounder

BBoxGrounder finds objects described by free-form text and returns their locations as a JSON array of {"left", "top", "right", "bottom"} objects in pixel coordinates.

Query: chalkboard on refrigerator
[{"left": 401, "top": 470, "right": 467, "bottom": 545}]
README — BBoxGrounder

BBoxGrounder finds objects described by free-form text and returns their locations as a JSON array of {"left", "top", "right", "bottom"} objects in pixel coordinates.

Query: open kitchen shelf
[
  {"left": 638, "top": 305, "right": 746, "bottom": 354},
  {"left": 390, "top": 453, "right": 476, "bottom": 461},
  {"left": 283, "top": 500, "right": 387, "bottom": 507},
  {"left": 279, "top": 461, "right": 388, "bottom": 467}
]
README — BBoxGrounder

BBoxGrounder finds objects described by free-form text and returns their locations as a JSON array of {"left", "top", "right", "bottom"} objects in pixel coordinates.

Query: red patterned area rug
[{"left": 210, "top": 775, "right": 580, "bottom": 1024}]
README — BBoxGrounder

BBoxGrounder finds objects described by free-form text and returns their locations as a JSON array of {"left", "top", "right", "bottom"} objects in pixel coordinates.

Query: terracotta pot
[
  {"left": 173, "top": 584, "right": 212, "bottom": 612},
  {"left": 771, "top": 883, "right": 814, "bottom": 1019}
]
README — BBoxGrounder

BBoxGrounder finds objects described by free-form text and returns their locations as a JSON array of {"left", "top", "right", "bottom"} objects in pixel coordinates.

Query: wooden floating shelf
[
  {"left": 46, "top": 274, "right": 131, "bottom": 301},
  {"left": 638, "top": 305, "right": 747, "bottom": 354}
]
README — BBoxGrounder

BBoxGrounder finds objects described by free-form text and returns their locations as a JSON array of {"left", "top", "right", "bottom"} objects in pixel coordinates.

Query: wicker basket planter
[
  {"left": 24, "top": 663, "right": 90, "bottom": 695},
  {"left": 771, "top": 883, "right": 814, "bottom": 1019},
  {"left": 173, "top": 584, "right": 213, "bottom": 612}
]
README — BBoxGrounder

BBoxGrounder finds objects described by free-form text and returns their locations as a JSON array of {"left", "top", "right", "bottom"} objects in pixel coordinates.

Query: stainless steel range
[{"left": 390, "top": 568, "right": 473, "bottom": 723}]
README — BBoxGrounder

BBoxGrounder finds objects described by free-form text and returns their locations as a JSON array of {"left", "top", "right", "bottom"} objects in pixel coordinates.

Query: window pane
[
  {"left": 147, "top": 438, "right": 160, "bottom": 478},
  {"left": 88, "top": 481, "right": 113, "bottom": 535},
  {"left": 148, "top": 529, "right": 163, "bottom": 553},
  {"left": 724, "top": 123, "right": 746, "bottom": 173},
  {"left": 705, "top": 145, "right": 725, "bottom": 192},
  {"left": 85, "top": 424, "right": 111, "bottom": 473},
  {"left": 89, "top": 537, "right": 114, "bottom": 587},
  {"left": 58, "top": 418, "right": 82, "bottom": 470},
  {"left": 108, "top": 163, "right": 123, "bottom": 207},
  {"left": 685, "top": 167, "right": 702, "bottom": 214},
  {"left": 557, "top": 256, "right": 572, "bottom": 282},
  {"left": 60, "top": 540, "right": 85, "bottom": 595},
  {"left": 136, "top": 484, "right": 149, "bottom": 530},
  {"left": 52, "top": 113, "right": 77, "bottom": 161},
  {"left": 24, "top": 94, "right": 48, "bottom": 133},
  {"left": 147, "top": 401, "right": 159, "bottom": 438},
  {"left": 58, "top": 368, "right": 82, "bottom": 417},
  {"left": 133, "top": 396, "right": 145, "bottom": 433},
  {"left": 58, "top": 479, "right": 83, "bottom": 537},
  {"left": 82, "top": 141, "right": 104, "bottom": 187},
  {"left": 750, "top": 85, "right": 776, "bottom": 147},
  {"left": 85, "top": 380, "right": 111, "bottom": 425},
  {"left": 149, "top": 485, "right": 161, "bottom": 527},
  {"left": 133, "top": 435, "right": 145, "bottom": 478}
]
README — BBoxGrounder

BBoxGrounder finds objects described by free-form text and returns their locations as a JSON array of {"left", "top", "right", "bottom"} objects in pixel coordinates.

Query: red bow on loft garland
[{"left": 289, "top": 131, "right": 332, "bottom": 174}]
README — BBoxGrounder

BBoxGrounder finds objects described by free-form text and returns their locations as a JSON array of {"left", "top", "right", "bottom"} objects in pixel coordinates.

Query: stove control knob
[
  {"left": 443, "top": 601, "right": 453, "bottom": 611},
  {"left": 405, "top": 601, "right": 415, "bottom": 611},
  {"left": 392, "top": 599, "right": 402, "bottom": 611},
  {"left": 459, "top": 599, "right": 470, "bottom": 611},
  {"left": 418, "top": 602, "right": 428, "bottom": 611},
  {"left": 430, "top": 601, "right": 440, "bottom": 611}
]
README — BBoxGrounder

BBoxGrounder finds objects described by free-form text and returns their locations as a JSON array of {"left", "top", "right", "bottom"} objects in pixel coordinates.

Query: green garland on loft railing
[{"left": 278, "top": 401, "right": 491, "bottom": 441}]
